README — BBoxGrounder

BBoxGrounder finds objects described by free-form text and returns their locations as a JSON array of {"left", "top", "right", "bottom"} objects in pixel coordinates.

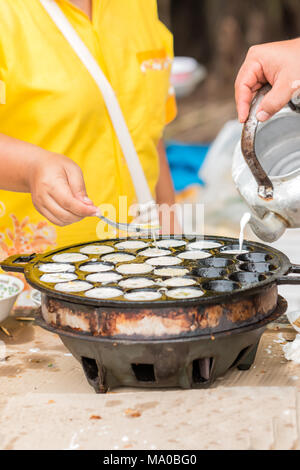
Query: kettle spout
[{"left": 249, "top": 212, "right": 288, "bottom": 243}]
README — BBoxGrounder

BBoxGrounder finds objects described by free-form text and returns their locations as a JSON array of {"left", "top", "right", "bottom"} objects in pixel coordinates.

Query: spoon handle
[{"left": 97, "top": 214, "right": 160, "bottom": 235}]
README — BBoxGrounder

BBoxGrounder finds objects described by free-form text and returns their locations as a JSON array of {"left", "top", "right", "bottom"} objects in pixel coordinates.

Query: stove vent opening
[
  {"left": 131, "top": 363, "right": 156, "bottom": 382},
  {"left": 82, "top": 357, "right": 99, "bottom": 381},
  {"left": 192, "top": 358, "right": 213, "bottom": 383},
  {"left": 230, "top": 347, "right": 251, "bottom": 369}
]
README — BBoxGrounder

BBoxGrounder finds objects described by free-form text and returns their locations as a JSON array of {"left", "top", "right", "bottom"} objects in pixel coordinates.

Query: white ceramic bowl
[
  {"left": 171, "top": 57, "right": 207, "bottom": 98},
  {"left": 31, "top": 289, "right": 42, "bottom": 307},
  {"left": 0, "top": 274, "right": 24, "bottom": 323},
  {"left": 286, "top": 311, "right": 300, "bottom": 333}
]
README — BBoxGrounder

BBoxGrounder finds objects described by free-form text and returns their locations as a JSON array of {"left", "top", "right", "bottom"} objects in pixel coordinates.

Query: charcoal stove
[{"left": 2, "top": 235, "right": 299, "bottom": 393}]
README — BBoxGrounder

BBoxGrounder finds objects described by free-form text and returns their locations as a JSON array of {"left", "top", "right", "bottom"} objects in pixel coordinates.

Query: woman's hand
[
  {"left": 29, "top": 152, "right": 98, "bottom": 226},
  {"left": 235, "top": 38, "right": 300, "bottom": 123}
]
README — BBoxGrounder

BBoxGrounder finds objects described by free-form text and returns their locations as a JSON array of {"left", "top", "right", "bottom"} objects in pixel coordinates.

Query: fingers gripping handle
[{"left": 241, "top": 84, "right": 274, "bottom": 201}]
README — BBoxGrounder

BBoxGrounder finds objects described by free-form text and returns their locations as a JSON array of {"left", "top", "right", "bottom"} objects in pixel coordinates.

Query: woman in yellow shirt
[{"left": 0, "top": 0, "right": 177, "bottom": 260}]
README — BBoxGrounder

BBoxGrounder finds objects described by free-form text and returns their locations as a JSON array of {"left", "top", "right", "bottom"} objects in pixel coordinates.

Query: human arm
[
  {"left": 156, "top": 139, "right": 182, "bottom": 234},
  {"left": 235, "top": 38, "right": 300, "bottom": 123},
  {"left": 0, "top": 134, "right": 97, "bottom": 226}
]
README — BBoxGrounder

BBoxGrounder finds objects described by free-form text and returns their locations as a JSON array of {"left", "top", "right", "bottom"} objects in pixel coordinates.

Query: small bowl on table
[{"left": 0, "top": 274, "right": 24, "bottom": 323}]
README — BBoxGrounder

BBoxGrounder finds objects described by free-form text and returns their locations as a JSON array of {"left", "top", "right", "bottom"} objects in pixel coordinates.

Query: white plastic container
[{"left": 0, "top": 274, "right": 24, "bottom": 323}]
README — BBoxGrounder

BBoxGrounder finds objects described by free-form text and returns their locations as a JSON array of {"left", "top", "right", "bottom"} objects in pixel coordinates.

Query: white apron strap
[{"left": 39, "top": 0, "right": 155, "bottom": 213}]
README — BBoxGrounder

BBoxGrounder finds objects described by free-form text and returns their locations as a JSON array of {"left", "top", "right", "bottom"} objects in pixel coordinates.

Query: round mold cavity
[
  {"left": 118, "top": 277, "right": 156, "bottom": 289},
  {"left": 199, "top": 258, "right": 234, "bottom": 268},
  {"left": 240, "top": 262, "right": 277, "bottom": 274},
  {"left": 116, "top": 263, "right": 154, "bottom": 275},
  {"left": 202, "top": 280, "right": 240, "bottom": 293},
  {"left": 138, "top": 248, "right": 171, "bottom": 258},
  {"left": 220, "top": 244, "right": 251, "bottom": 255},
  {"left": 187, "top": 240, "right": 222, "bottom": 250},
  {"left": 54, "top": 280, "right": 93, "bottom": 293},
  {"left": 229, "top": 272, "right": 267, "bottom": 285},
  {"left": 237, "top": 252, "right": 272, "bottom": 263},
  {"left": 114, "top": 240, "right": 149, "bottom": 250},
  {"left": 196, "top": 267, "right": 228, "bottom": 279},
  {"left": 124, "top": 289, "right": 162, "bottom": 302},
  {"left": 38, "top": 263, "right": 75, "bottom": 273},
  {"left": 79, "top": 262, "right": 114, "bottom": 273},
  {"left": 86, "top": 272, "right": 122, "bottom": 284},
  {"left": 178, "top": 251, "right": 212, "bottom": 261},
  {"left": 156, "top": 239, "right": 187, "bottom": 249},
  {"left": 154, "top": 267, "right": 190, "bottom": 277},
  {"left": 79, "top": 245, "right": 114, "bottom": 255},
  {"left": 166, "top": 287, "right": 204, "bottom": 299},
  {"left": 40, "top": 273, "right": 78, "bottom": 284},
  {"left": 101, "top": 252, "right": 135, "bottom": 264},
  {"left": 146, "top": 256, "right": 182, "bottom": 267},
  {"left": 161, "top": 277, "right": 197, "bottom": 288},
  {"left": 52, "top": 253, "right": 88, "bottom": 263},
  {"left": 85, "top": 287, "right": 123, "bottom": 299}
]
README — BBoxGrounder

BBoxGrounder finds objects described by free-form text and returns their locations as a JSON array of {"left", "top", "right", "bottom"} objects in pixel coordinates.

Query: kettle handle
[
  {"left": 241, "top": 84, "right": 274, "bottom": 201},
  {"left": 277, "top": 264, "right": 300, "bottom": 285}
]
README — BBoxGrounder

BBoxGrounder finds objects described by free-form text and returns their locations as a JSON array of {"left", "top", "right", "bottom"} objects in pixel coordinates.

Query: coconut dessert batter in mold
[
  {"left": 86, "top": 272, "right": 122, "bottom": 284},
  {"left": 179, "top": 251, "right": 212, "bottom": 260},
  {"left": 52, "top": 253, "right": 88, "bottom": 263},
  {"left": 79, "top": 263, "right": 114, "bottom": 273},
  {"left": 119, "top": 277, "right": 156, "bottom": 289},
  {"left": 40, "top": 273, "right": 78, "bottom": 283},
  {"left": 80, "top": 245, "right": 115, "bottom": 255},
  {"left": 146, "top": 256, "right": 182, "bottom": 267},
  {"left": 85, "top": 287, "right": 123, "bottom": 299},
  {"left": 39, "top": 263, "right": 75, "bottom": 273},
  {"left": 101, "top": 253, "right": 136, "bottom": 264},
  {"left": 188, "top": 241, "right": 222, "bottom": 250},
  {"left": 54, "top": 280, "right": 93, "bottom": 293},
  {"left": 124, "top": 290, "right": 162, "bottom": 301},
  {"left": 116, "top": 263, "right": 154, "bottom": 275},
  {"left": 139, "top": 248, "right": 171, "bottom": 258},
  {"left": 162, "top": 277, "right": 197, "bottom": 288},
  {"left": 222, "top": 249, "right": 249, "bottom": 255},
  {"left": 167, "top": 287, "right": 204, "bottom": 299},
  {"left": 156, "top": 239, "right": 187, "bottom": 249},
  {"left": 154, "top": 267, "right": 190, "bottom": 277},
  {"left": 115, "top": 240, "right": 149, "bottom": 250}
]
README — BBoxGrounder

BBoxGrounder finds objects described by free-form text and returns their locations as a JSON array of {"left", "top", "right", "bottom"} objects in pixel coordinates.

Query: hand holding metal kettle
[{"left": 233, "top": 84, "right": 300, "bottom": 243}]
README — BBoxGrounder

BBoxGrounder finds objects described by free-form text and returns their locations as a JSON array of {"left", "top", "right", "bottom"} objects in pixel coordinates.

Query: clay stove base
[{"left": 36, "top": 297, "right": 287, "bottom": 393}]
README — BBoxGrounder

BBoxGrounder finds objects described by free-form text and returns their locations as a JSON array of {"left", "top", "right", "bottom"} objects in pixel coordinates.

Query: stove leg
[
  {"left": 237, "top": 341, "right": 260, "bottom": 371},
  {"left": 81, "top": 357, "right": 108, "bottom": 393},
  {"left": 178, "top": 368, "right": 193, "bottom": 389},
  {"left": 93, "top": 365, "right": 108, "bottom": 394}
]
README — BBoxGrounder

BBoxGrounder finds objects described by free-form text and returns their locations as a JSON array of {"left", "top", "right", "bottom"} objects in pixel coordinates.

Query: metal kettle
[{"left": 233, "top": 84, "right": 300, "bottom": 243}]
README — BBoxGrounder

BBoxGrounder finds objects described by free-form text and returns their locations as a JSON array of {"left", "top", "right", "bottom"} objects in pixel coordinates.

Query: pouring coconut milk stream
[
  {"left": 223, "top": 212, "right": 251, "bottom": 255},
  {"left": 239, "top": 212, "right": 251, "bottom": 252}
]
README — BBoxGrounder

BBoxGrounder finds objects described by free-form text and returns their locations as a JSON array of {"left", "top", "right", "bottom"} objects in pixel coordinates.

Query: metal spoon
[{"left": 96, "top": 212, "right": 161, "bottom": 235}]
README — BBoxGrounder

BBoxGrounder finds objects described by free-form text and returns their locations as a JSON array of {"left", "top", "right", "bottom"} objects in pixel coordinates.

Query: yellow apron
[{"left": 0, "top": 0, "right": 176, "bottom": 261}]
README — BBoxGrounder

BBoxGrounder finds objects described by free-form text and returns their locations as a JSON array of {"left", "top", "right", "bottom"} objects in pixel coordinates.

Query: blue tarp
[{"left": 166, "top": 141, "right": 210, "bottom": 192}]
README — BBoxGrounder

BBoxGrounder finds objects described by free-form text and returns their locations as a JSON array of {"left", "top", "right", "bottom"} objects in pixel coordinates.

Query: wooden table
[{"left": 0, "top": 310, "right": 300, "bottom": 450}]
